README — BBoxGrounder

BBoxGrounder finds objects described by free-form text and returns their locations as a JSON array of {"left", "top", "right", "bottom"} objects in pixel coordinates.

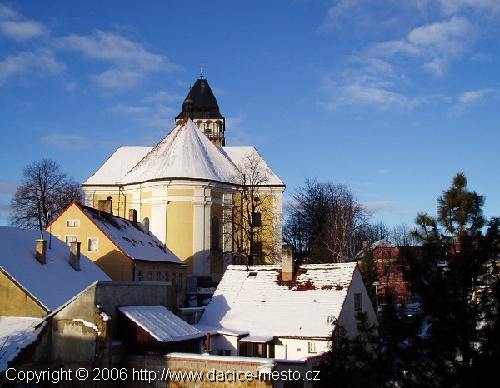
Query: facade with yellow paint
[
  {"left": 82, "top": 77, "right": 285, "bottom": 280},
  {"left": 48, "top": 203, "right": 187, "bottom": 300}
]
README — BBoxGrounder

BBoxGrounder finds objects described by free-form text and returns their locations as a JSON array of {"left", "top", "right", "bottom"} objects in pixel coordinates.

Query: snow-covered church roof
[
  {"left": 0, "top": 227, "right": 110, "bottom": 311},
  {"left": 84, "top": 120, "right": 283, "bottom": 186},
  {"left": 197, "top": 262, "right": 358, "bottom": 338}
]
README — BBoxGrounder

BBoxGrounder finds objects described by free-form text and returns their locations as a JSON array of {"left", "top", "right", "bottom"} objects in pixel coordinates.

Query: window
[
  {"left": 354, "top": 293, "right": 362, "bottom": 312},
  {"left": 156, "top": 271, "right": 161, "bottom": 281},
  {"left": 205, "top": 121, "right": 211, "bottom": 132},
  {"left": 308, "top": 342, "right": 317, "bottom": 354},
  {"left": 211, "top": 216, "right": 221, "bottom": 250},
  {"left": 252, "top": 212, "right": 262, "bottom": 227},
  {"left": 217, "top": 121, "right": 223, "bottom": 131},
  {"left": 87, "top": 237, "right": 99, "bottom": 252},
  {"left": 137, "top": 270, "right": 143, "bottom": 281},
  {"left": 65, "top": 235, "right": 78, "bottom": 246},
  {"left": 147, "top": 271, "right": 153, "bottom": 281},
  {"left": 66, "top": 219, "right": 80, "bottom": 228},
  {"left": 164, "top": 272, "right": 170, "bottom": 282},
  {"left": 172, "top": 272, "right": 177, "bottom": 286}
]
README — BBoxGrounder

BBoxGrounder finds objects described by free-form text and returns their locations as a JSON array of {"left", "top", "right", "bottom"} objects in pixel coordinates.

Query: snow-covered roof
[
  {"left": 197, "top": 263, "right": 357, "bottom": 338},
  {"left": 118, "top": 305, "right": 204, "bottom": 343},
  {"left": 85, "top": 146, "right": 152, "bottom": 185},
  {"left": 370, "top": 239, "right": 396, "bottom": 249},
  {"left": 78, "top": 204, "right": 182, "bottom": 264},
  {"left": 124, "top": 120, "right": 237, "bottom": 184},
  {"left": 0, "top": 316, "right": 45, "bottom": 371},
  {"left": 221, "top": 146, "right": 284, "bottom": 186},
  {"left": 0, "top": 227, "right": 110, "bottom": 311},
  {"left": 83, "top": 120, "right": 284, "bottom": 187}
]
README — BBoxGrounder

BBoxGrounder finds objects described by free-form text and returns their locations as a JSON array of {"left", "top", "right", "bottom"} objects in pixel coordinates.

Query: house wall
[
  {"left": 338, "top": 267, "right": 378, "bottom": 339},
  {"left": 210, "top": 334, "right": 329, "bottom": 361},
  {"left": 49, "top": 203, "right": 134, "bottom": 280},
  {"left": 274, "top": 338, "right": 330, "bottom": 360},
  {"left": 0, "top": 270, "right": 47, "bottom": 318}
]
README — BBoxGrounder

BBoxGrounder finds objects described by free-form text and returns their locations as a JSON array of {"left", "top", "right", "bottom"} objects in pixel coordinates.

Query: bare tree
[
  {"left": 10, "top": 159, "right": 84, "bottom": 230},
  {"left": 226, "top": 152, "right": 277, "bottom": 265},
  {"left": 390, "top": 223, "right": 418, "bottom": 246},
  {"left": 284, "top": 179, "right": 370, "bottom": 263}
]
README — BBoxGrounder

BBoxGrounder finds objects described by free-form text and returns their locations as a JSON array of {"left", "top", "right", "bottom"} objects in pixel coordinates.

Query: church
[{"left": 82, "top": 76, "right": 285, "bottom": 282}]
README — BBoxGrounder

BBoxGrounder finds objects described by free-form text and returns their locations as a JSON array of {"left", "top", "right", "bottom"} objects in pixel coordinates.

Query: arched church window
[
  {"left": 205, "top": 121, "right": 212, "bottom": 132},
  {"left": 211, "top": 216, "right": 221, "bottom": 250},
  {"left": 142, "top": 217, "right": 150, "bottom": 232},
  {"left": 217, "top": 121, "right": 222, "bottom": 132}
]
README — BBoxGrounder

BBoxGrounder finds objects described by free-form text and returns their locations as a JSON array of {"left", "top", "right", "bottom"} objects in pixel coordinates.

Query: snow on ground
[
  {"left": 79, "top": 204, "right": 182, "bottom": 264},
  {"left": 0, "top": 227, "right": 110, "bottom": 311},
  {"left": 0, "top": 316, "right": 44, "bottom": 371},
  {"left": 119, "top": 305, "right": 204, "bottom": 343},
  {"left": 197, "top": 263, "right": 357, "bottom": 338}
]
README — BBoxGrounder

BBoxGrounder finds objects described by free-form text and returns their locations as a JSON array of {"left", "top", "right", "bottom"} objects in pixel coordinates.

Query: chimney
[
  {"left": 282, "top": 244, "right": 294, "bottom": 282},
  {"left": 69, "top": 241, "right": 81, "bottom": 271},
  {"left": 35, "top": 239, "right": 47, "bottom": 264},
  {"left": 128, "top": 209, "right": 138, "bottom": 225}
]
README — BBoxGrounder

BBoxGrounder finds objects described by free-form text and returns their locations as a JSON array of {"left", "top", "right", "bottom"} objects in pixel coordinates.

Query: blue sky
[{"left": 0, "top": 0, "right": 499, "bottom": 227}]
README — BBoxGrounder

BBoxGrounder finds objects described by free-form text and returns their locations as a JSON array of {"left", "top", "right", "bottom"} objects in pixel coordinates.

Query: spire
[{"left": 200, "top": 64, "right": 205, "bottom": 79}]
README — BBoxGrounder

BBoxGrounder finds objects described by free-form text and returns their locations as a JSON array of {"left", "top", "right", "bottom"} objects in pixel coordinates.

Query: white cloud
[
  {"left": 111, "top": 103, "right": 175, "bottom": 130},
  {"left": 439, "top": 0, "right": 500, "bottom": 16},
  {"left": 0, "top": 5, "right": 48, "bottom": 41},
  {"left": 56, "top": 30, "right": 180, "bottom": 91},
  {"left": 319, "top": 0, "right": 359, "bottom": 30},
  {"left": 371, "top": 16, "right": 476, "bottom": 76},
  {"left": 0, "top": 49, "right": 65, "bottom": 84},
  {"left": 144, "top": 90, "right": 182, "bottom": 103},
  {"left": 458, "top": 89, "right": 490, "bottom": 104},
  {"left": 363, "top": 201, "right": 395, "bottom": 213},
  {"left": 41, "top": 133, "right": 90, "bottom": 149}
]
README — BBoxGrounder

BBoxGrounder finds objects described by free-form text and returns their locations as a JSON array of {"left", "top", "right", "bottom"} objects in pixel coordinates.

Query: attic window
[
  {"left": 66, "top": 219, "right": 80, "bottom": 228},
  {"left": 248, "top": 272, "right": 258, "bottom": 278}
]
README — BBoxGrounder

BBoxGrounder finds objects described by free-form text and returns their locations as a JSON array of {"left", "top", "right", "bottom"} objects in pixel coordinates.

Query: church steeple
[{"left": 175, "top": 75, "right": 226, "bottom": 146}]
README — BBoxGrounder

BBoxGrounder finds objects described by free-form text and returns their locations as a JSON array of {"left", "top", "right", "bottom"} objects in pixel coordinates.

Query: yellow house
[
  {"left": 48, "top": 203, "right": 186, "bottom": 291},
  {"left": 81, "top": 77, "right": 285, "bottom": 280},
  {"left": 0, "top": 226, "right": 109, "bottom": 318}
]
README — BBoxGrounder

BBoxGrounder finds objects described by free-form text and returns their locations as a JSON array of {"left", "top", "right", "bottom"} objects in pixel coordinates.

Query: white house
[{"left": 196, "top": 257, "right": 377, "bottom": 361}]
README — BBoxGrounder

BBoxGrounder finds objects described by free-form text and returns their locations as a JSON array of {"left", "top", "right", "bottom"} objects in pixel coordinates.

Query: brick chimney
[
  {"left": 35, "top": 239, "right": 47, "bottom": 264},
  {"left": 129, "top": 209, "right": 138, "bottom": 225},
  {"left": 69, "top": 241, "right": 81, "bottom": 271},
  {"left": 282, "top": 244, "right": 294, "bottom": 282}
]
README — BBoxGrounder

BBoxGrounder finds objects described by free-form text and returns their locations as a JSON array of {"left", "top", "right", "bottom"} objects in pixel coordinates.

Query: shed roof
[{"left": 119, "top": 305, "right": 204, "bottom": 343}]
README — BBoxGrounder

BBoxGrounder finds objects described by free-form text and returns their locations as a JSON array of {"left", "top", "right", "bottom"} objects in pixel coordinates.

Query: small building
[
  {"left": 48, "top": 202, "right": 186, "bottom": 305},
  {"left": 362, "top": 239, "right": 414, "bottom": 304},
  {"left": 196, "top": 257, "right": 377, "bottom": 361},
  {"left": 117, "top": 305, "right": 204, "bottom": 354},
  {"left": 0, "top": 226, "right": 110, "bottom": 318}
]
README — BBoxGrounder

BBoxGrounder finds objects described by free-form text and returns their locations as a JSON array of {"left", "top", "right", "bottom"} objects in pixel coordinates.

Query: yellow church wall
[
  {"left": 92, "top": 193, "right": 133, "bottom": 219},
  {"left": 167, "top": 188, "right": 195, "bottom": 197},
  {"left": 140, "top": 203, "right": 152, "bottom": 222},
  {"left": 50, "top": 204, "right": 134, "bottom": 281},
  {"left": 0, "top": 270, "right": 47, "bottom": 318},
  {"left": 231, "top": 189, "right": 277, "bottom": 264},
  {"left": 166, "top": 201, "right": 194, "bottom": 270}
]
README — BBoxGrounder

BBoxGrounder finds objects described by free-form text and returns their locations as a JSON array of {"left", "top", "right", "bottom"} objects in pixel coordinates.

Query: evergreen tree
[{"left": 400, "top": 173, "right": 499, "bottom": 387}]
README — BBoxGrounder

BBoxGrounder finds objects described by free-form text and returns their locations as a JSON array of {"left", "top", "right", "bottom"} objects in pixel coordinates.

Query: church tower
[{"left": 175, "top": 75, "right": 226, "bottom": 146}]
